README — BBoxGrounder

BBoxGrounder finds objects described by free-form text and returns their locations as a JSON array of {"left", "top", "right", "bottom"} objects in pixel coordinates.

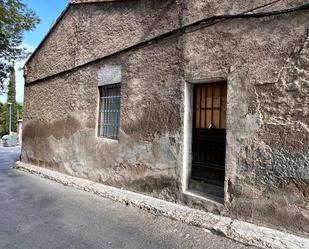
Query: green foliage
[
  {"left": 0, "top": 0, "right": 39, "bottom": 92},
  {"left": 0, "top": 101, "right": 6, "bottom": 136},
  {"left": 0, "top": 101, "right": 22, "bottom": 136},
  {"left": 0, "top": 66, "right": 23, "bottom": 135},
  {"left": 17, "top": 101, "right": 23, "bottom": 119},
  {"left": 7, "top": 65, "right": 17, "bottom": 131}
]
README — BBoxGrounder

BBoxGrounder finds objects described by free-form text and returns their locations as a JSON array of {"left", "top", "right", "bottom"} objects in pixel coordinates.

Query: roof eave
[
  {"left": 24, "top": 3, "right": 72, "bottom": 67},
  {"left": 24, "top": 1, "right": 132, "bottom": 68}
]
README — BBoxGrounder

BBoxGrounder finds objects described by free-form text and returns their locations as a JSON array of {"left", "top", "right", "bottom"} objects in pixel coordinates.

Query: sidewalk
[{"left": 15, "top": 161, "right": 309, "bottom": 249}]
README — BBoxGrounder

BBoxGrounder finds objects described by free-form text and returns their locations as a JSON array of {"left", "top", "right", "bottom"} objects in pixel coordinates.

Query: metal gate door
[{"left": 191, "top": 82, "right": 227, "bottom": 187}]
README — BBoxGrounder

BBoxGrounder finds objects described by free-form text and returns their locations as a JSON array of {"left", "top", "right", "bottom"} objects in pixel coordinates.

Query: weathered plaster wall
[
  {"left": 23, "top": 36, "right": 184, "bottom": 202},
  {"left": 183, "top": 11, "right": 309, "bottom": 236},
  {"left": 26, "top": 0, "right": 305, "bottom": 82},
  {"left": 25, "top": 0, "right": 182, "bottom": 82},
  {"left": 182, "top": 0, "right": 278, "bottom": 24},
  {"left": 23, "top": 0, "right": 309, "bottom": 238}
]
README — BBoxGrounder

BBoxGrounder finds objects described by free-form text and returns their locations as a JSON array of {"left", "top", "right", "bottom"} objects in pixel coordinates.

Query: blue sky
[{"left": 0, "top": 0, "right": 69, "bottom": 103}]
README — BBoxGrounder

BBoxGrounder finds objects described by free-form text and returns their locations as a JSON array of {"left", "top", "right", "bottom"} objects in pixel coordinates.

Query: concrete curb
[{"left": 15, "top": 161, "right": 309, "bottom": 249}]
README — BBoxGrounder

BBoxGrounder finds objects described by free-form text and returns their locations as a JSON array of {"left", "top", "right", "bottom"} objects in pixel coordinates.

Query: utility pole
[{"left": 7, "top": 102, "right": 12, "bottom": 135}]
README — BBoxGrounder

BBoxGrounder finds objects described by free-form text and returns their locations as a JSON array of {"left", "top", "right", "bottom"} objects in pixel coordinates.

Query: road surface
[{"left": 0, "top": 146, "right": 256, "bottom": 249}]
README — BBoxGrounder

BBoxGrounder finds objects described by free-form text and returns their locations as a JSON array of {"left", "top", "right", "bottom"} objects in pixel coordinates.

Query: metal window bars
[
  {"left": 194, "top": 82, "right": 227, "bottom": 130},
  {"left": 99, "top": 83, "right": 121, "bottom": 140}
]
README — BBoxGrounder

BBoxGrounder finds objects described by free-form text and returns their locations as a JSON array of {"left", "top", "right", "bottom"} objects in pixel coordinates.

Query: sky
[{"left": 0, "top": 0, "right": 69, "bottom": 103}]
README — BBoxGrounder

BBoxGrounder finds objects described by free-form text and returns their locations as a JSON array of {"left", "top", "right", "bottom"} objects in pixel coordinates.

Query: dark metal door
[{"left": 191, "top": 82, "right": 227, "bottom": 187}]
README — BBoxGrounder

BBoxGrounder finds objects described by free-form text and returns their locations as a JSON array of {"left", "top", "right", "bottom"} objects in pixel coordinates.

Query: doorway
[{"left": 190, "top": 82, "right": 227, "bottom": 197}]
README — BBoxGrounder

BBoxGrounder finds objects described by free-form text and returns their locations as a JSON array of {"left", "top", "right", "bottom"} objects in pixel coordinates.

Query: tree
[
  {"left": 0, "top": 0, "right": 39, "bottom": 92},
  {"left": 0, "top": 101, "right": 22, "bottom": 136},
  {"left": 6, "top": 65, "right": 17, "bottom": 132},
  {"left": 0, "top": 101, "right": 6, "bottom": 135},
  {"left": 16, "top": 101, "right": 23, "bottom": 119}
]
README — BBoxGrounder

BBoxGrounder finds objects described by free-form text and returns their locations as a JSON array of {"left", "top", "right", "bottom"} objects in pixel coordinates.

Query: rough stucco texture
[
  {"left": 23, "top": 37, "right": 183, "bottom": 202},
  {"left": 23, "top": 0, "right": 309, "bottom": 238},
  {"left": 183, "top": 11, "right": 309, "bottom": 236},
  {"left": 26, "top": 0, "right": 305, "bottom": 82},
  {"left": 25, "top": 0, "right": 182, "bottom": 82}
]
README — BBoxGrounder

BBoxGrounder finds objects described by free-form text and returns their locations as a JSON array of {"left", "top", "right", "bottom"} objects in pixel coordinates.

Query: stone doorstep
[{"left": 14, "top": 161, "right": 309, "bottom": 249}]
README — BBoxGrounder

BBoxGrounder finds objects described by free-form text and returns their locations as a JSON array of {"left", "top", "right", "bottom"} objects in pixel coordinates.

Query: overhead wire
[{"left": 25, "top": 2, "right": 309, "bottom": 85}]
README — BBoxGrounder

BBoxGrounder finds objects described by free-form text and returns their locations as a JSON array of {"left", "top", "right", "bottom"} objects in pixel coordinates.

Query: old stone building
[{"left": 22, "top": 0, "right": 309, "bottom": 238}]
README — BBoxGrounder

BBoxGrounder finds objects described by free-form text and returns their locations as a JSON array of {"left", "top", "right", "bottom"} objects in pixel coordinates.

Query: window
[
  {"left": 99, "top": 83, "right": 121, "bottom": 140},
  {"left": 194, "top": 82, "right": 227, "bottom": 129}
]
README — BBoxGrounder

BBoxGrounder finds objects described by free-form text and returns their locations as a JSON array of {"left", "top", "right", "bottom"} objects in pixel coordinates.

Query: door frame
[{"left": 182, "top": 77, "right": 228, "bottom": 203}]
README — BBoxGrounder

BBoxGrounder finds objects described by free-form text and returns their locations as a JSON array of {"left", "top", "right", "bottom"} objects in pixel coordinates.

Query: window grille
[
  {"left": 99, "top": 83, "right": 121, "bottom": 140},
  {"left": 194, "top": 82, "right": 227, "bottom": 129}
]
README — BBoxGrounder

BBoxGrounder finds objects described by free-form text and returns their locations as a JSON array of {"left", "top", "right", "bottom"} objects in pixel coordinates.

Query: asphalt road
[{"left": 0, "top": 146, "right": 256, "bottom": 249}]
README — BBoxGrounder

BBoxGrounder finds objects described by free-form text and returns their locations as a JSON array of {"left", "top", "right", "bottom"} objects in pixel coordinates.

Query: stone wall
[{"left": 23, "top": 0, "right": 309, "bottom": 237}]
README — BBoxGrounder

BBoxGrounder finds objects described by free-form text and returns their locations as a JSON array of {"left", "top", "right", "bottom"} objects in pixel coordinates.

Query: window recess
[{"left": 99, "top": 83, "right": 121, "bottom": 140}]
